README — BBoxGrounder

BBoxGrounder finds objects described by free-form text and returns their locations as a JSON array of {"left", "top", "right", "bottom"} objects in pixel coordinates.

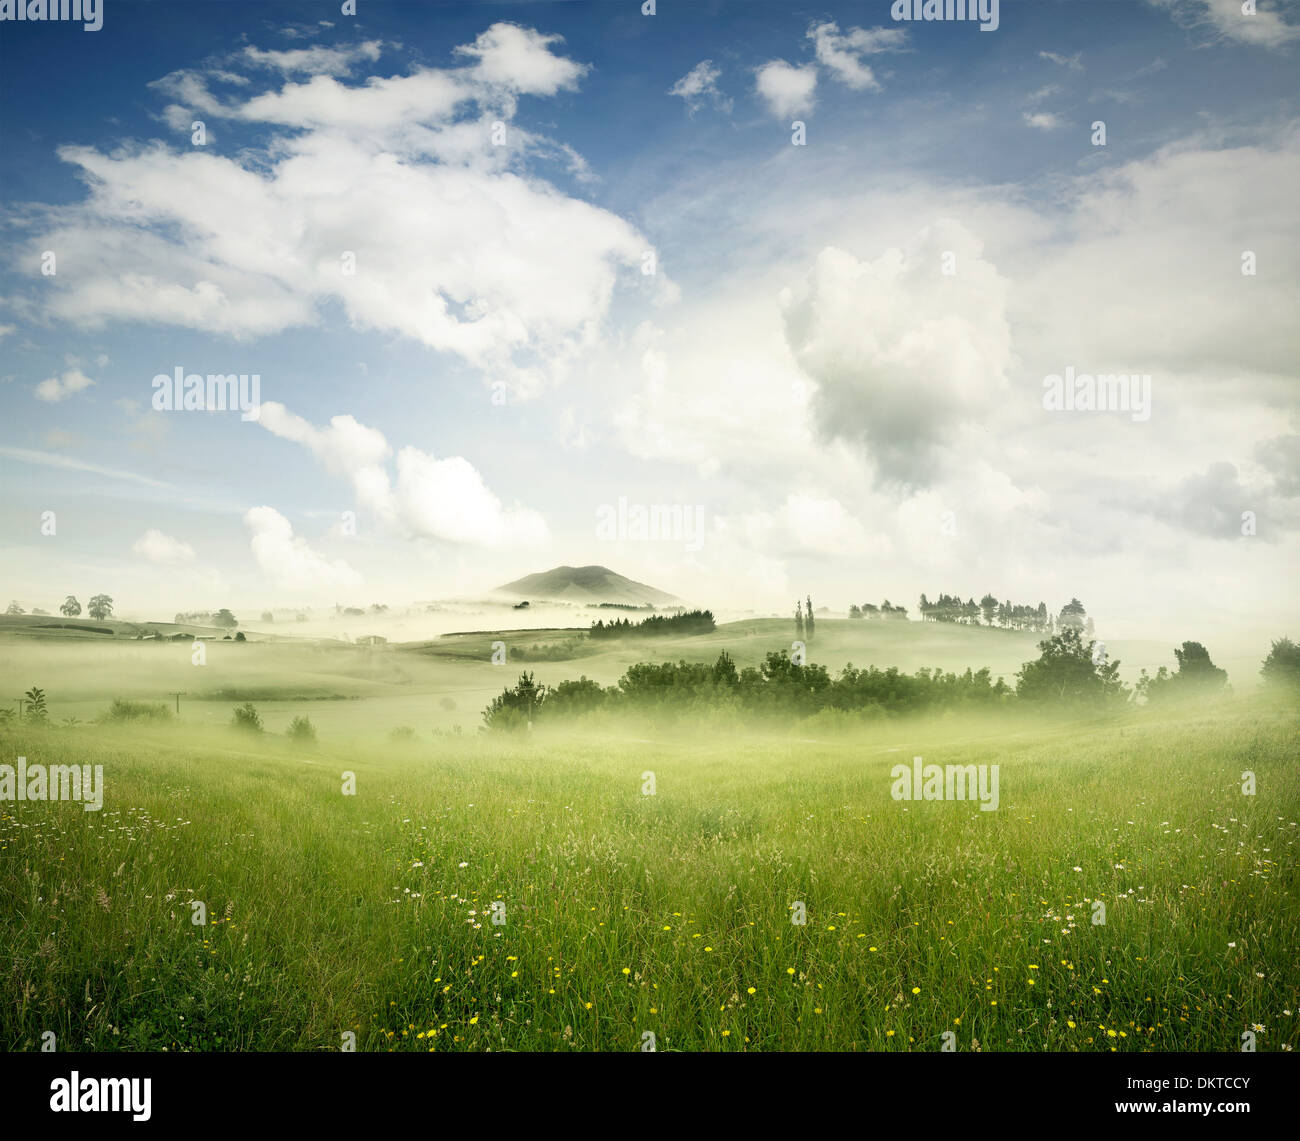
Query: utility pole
[{"left": 169, "top": 691, "right": 187, "bottom": 715}]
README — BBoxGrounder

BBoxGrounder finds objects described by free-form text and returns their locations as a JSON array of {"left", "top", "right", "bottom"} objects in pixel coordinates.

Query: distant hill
[{"left": 495, "top": 565, "right": 679, "bottom": 606}]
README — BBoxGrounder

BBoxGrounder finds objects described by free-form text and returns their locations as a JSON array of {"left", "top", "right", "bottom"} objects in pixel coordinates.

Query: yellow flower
[
  {"left": 469, "top": 1016, "right": 478, "bottom": 1025},
  {"left": 869, "top": 946, "right": 878, "bottom": 952},
  {"left": 721, "top": 1030, "right": 731, "bottom": 1037},
  {"left": 622, "top": 968, "right": 631, "bottom": 975},
  {"left": 786, "top": 968, "right": 796, "bottom": 975},
  {"left": 585, "top": 1002, "right": 593, "bottom": 1010},
  {"left": 1067, "top": 1020, "right": 1076, "bottom": 1029},
  {"left": 911, "top": 987, "right": 921, "bottom": 995},
  {"left": 747, "top": 987, "right": 756, "bottom": 995}
]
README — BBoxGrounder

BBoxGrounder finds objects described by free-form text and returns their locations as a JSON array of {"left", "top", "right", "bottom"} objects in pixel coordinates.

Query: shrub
[
  {"left": 103, "top": 698, "right": 172, "bottom": 723},
  {"left": 287, "top": 715, "right": 316, "bottom": 743},
  {"left": 389, "top": 725, "right": 416, "bottom": 742},
  {"left": 231, "top": 703, "right": 263, "bottom": 733}
]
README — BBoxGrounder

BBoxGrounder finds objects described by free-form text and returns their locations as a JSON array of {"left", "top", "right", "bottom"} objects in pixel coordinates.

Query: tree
[
  {"left": 805, "top": 596, "right": 815, "bottom": 643},
  {"left": 1016, "top": 627, "right": 1128, "bottom": 709},
  {"left": 61, "top": 596, "right": 81, "bottom": 617},
  {"left": 482, "top": 671, "right": 546, "bottom": 731},
  {"left": 231, "top": 703, "right": 263, "bottom": 733},
  {"left": 234, "top": 631, "right": 246, "bottom": 642},
  {"left": 1260, "top": 637, "right": 1300, "bottom": 690},
  {"left": 5, "top": 601, "right": 24, "bottom": 615},
  {"left": 1057, "top": 598, "right": 1087, "bottom": 633},
  {"left": 980, "top": 594, "right": 998, "bottom": 627},
  {"left": 848, "top": 604, "right": 862, "bottom": 620},
  {"left": 261, "top": 611, "right": 274, "bottom": 623},
  {"left": 213, "top": 609, "right": 238, "bottom": 629},
  {"left": 795, "top": 600, "right": 804, "bottom": 642},
  {"left": 87, "top": 594, "right": 114, "bottom": 620},
  {"left": 1138, "top": 642, "right": 1228, "bottom": 704}
]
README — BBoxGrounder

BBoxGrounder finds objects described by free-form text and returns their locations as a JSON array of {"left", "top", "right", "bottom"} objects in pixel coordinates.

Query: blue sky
[{"left": 1, "top": 0, "right": 1298, "bottom": 640}]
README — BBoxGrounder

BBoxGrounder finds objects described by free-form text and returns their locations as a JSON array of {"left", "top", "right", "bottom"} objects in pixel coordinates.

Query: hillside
[{"left": 494, "top": 565, "right": 679, "bottom": 606}]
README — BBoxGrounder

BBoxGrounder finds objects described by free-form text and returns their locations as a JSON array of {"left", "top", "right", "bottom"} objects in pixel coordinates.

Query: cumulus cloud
[
  {"left": 668, "top": 60, "right": 731, "bottom": 115},
  {"left": 257, "top": 401, "right": 548, "bottom": 548},
  {"left": 34, "top": 368, "right": 95, "bottom": 402},
  {"left": 21, "top": 24, "right": 664, "bottom": 399},
  {"left": 244, "top": 506, "right": 363, "bottom": 591},
  {"left": 806, "top": 21, "right": 907, "bottom": 92},
  {"left": 779, "top": 221, "right": 1013, "bottom": 487},
  {"left": 132, "top": 529, "right": 196, "bottom": 565},
  {"left": 754, "top": 60, "right": 817, "bottom": 118}
]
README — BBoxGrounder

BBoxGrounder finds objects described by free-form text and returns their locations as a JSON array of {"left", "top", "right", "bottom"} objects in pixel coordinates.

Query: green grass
[{"left": 2, "top": 692, "right": 1296, "bottom": 1052}]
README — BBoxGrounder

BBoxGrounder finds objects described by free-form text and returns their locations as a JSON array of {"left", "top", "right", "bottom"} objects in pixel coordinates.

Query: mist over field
[{"left": 1, "top": 0, "right": 1298, "bottom": 1088}]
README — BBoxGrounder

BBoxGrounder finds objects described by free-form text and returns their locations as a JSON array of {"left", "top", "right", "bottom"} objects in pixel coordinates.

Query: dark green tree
[{"left": 1016, "top": 628, "right": 1127, "bottom": 709}]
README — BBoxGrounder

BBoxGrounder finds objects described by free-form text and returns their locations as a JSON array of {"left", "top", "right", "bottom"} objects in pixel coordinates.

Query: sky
[{"left": 0, "top": 0, "right": 1297, "bottom": 641}]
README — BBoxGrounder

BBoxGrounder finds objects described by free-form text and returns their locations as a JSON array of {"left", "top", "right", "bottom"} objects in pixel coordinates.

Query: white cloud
[
  {"left": 256, "top": 401, "right": 548, "bottom": 548},
  {"left": 34, "top": 368, "right": 95, "bottom": 402},
  {"left": 807, "top": 21, "right": 907, "bottom": 92},
  {"left": 452, "top": 22, "right": 588, "bottom": 95},
  {"left": 736, "top": 494, "right": 888, "bottom": 558},
  {"left": 244, "top": 506, "right": 362, "bottom": 591},
  {"left": 24, "top": 24, "right": 664, "bottom": 399},
  {"left": 132, "top": 529, "right": 196, "bottom": 565},
  {"left": 1147, "top": 0, "right": 1300, "bottom": 47},
  {"left": 1023, "top": 111, "right": 1063, "bottom": 129},
  {"left": 754, "top": 60, "right": 817, "bottom": 119},
  {"left": 240, "top": 40, "right": 384, "bottom": 76},
  {"left": 1038, "top": 50, "right": 1084, "bottom": 70},
  {"left": 668, "top": 60, "right": 731, "bottom": 115},
  {"left": 779, "top": 220, "right": 1013, "bottom": 486}
]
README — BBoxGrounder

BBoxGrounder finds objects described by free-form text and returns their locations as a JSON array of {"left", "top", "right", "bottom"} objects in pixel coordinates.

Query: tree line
[
  {"left": 482, "top": 629, "right": 1296, "bottom": 730},
  {"left": 589, "top": 609, "right": 716, "bottom": 639}
]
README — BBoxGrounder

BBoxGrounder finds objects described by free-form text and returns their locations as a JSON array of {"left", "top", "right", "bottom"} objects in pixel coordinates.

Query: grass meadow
[{"left": 1, "top": 652, "right": 1296, "bottom": 1052}]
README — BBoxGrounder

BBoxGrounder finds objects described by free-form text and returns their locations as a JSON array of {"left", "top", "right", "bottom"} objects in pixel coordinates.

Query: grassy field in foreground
[{"left": 1, "top": 695, "right": 1296, "bottom": 1052}]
